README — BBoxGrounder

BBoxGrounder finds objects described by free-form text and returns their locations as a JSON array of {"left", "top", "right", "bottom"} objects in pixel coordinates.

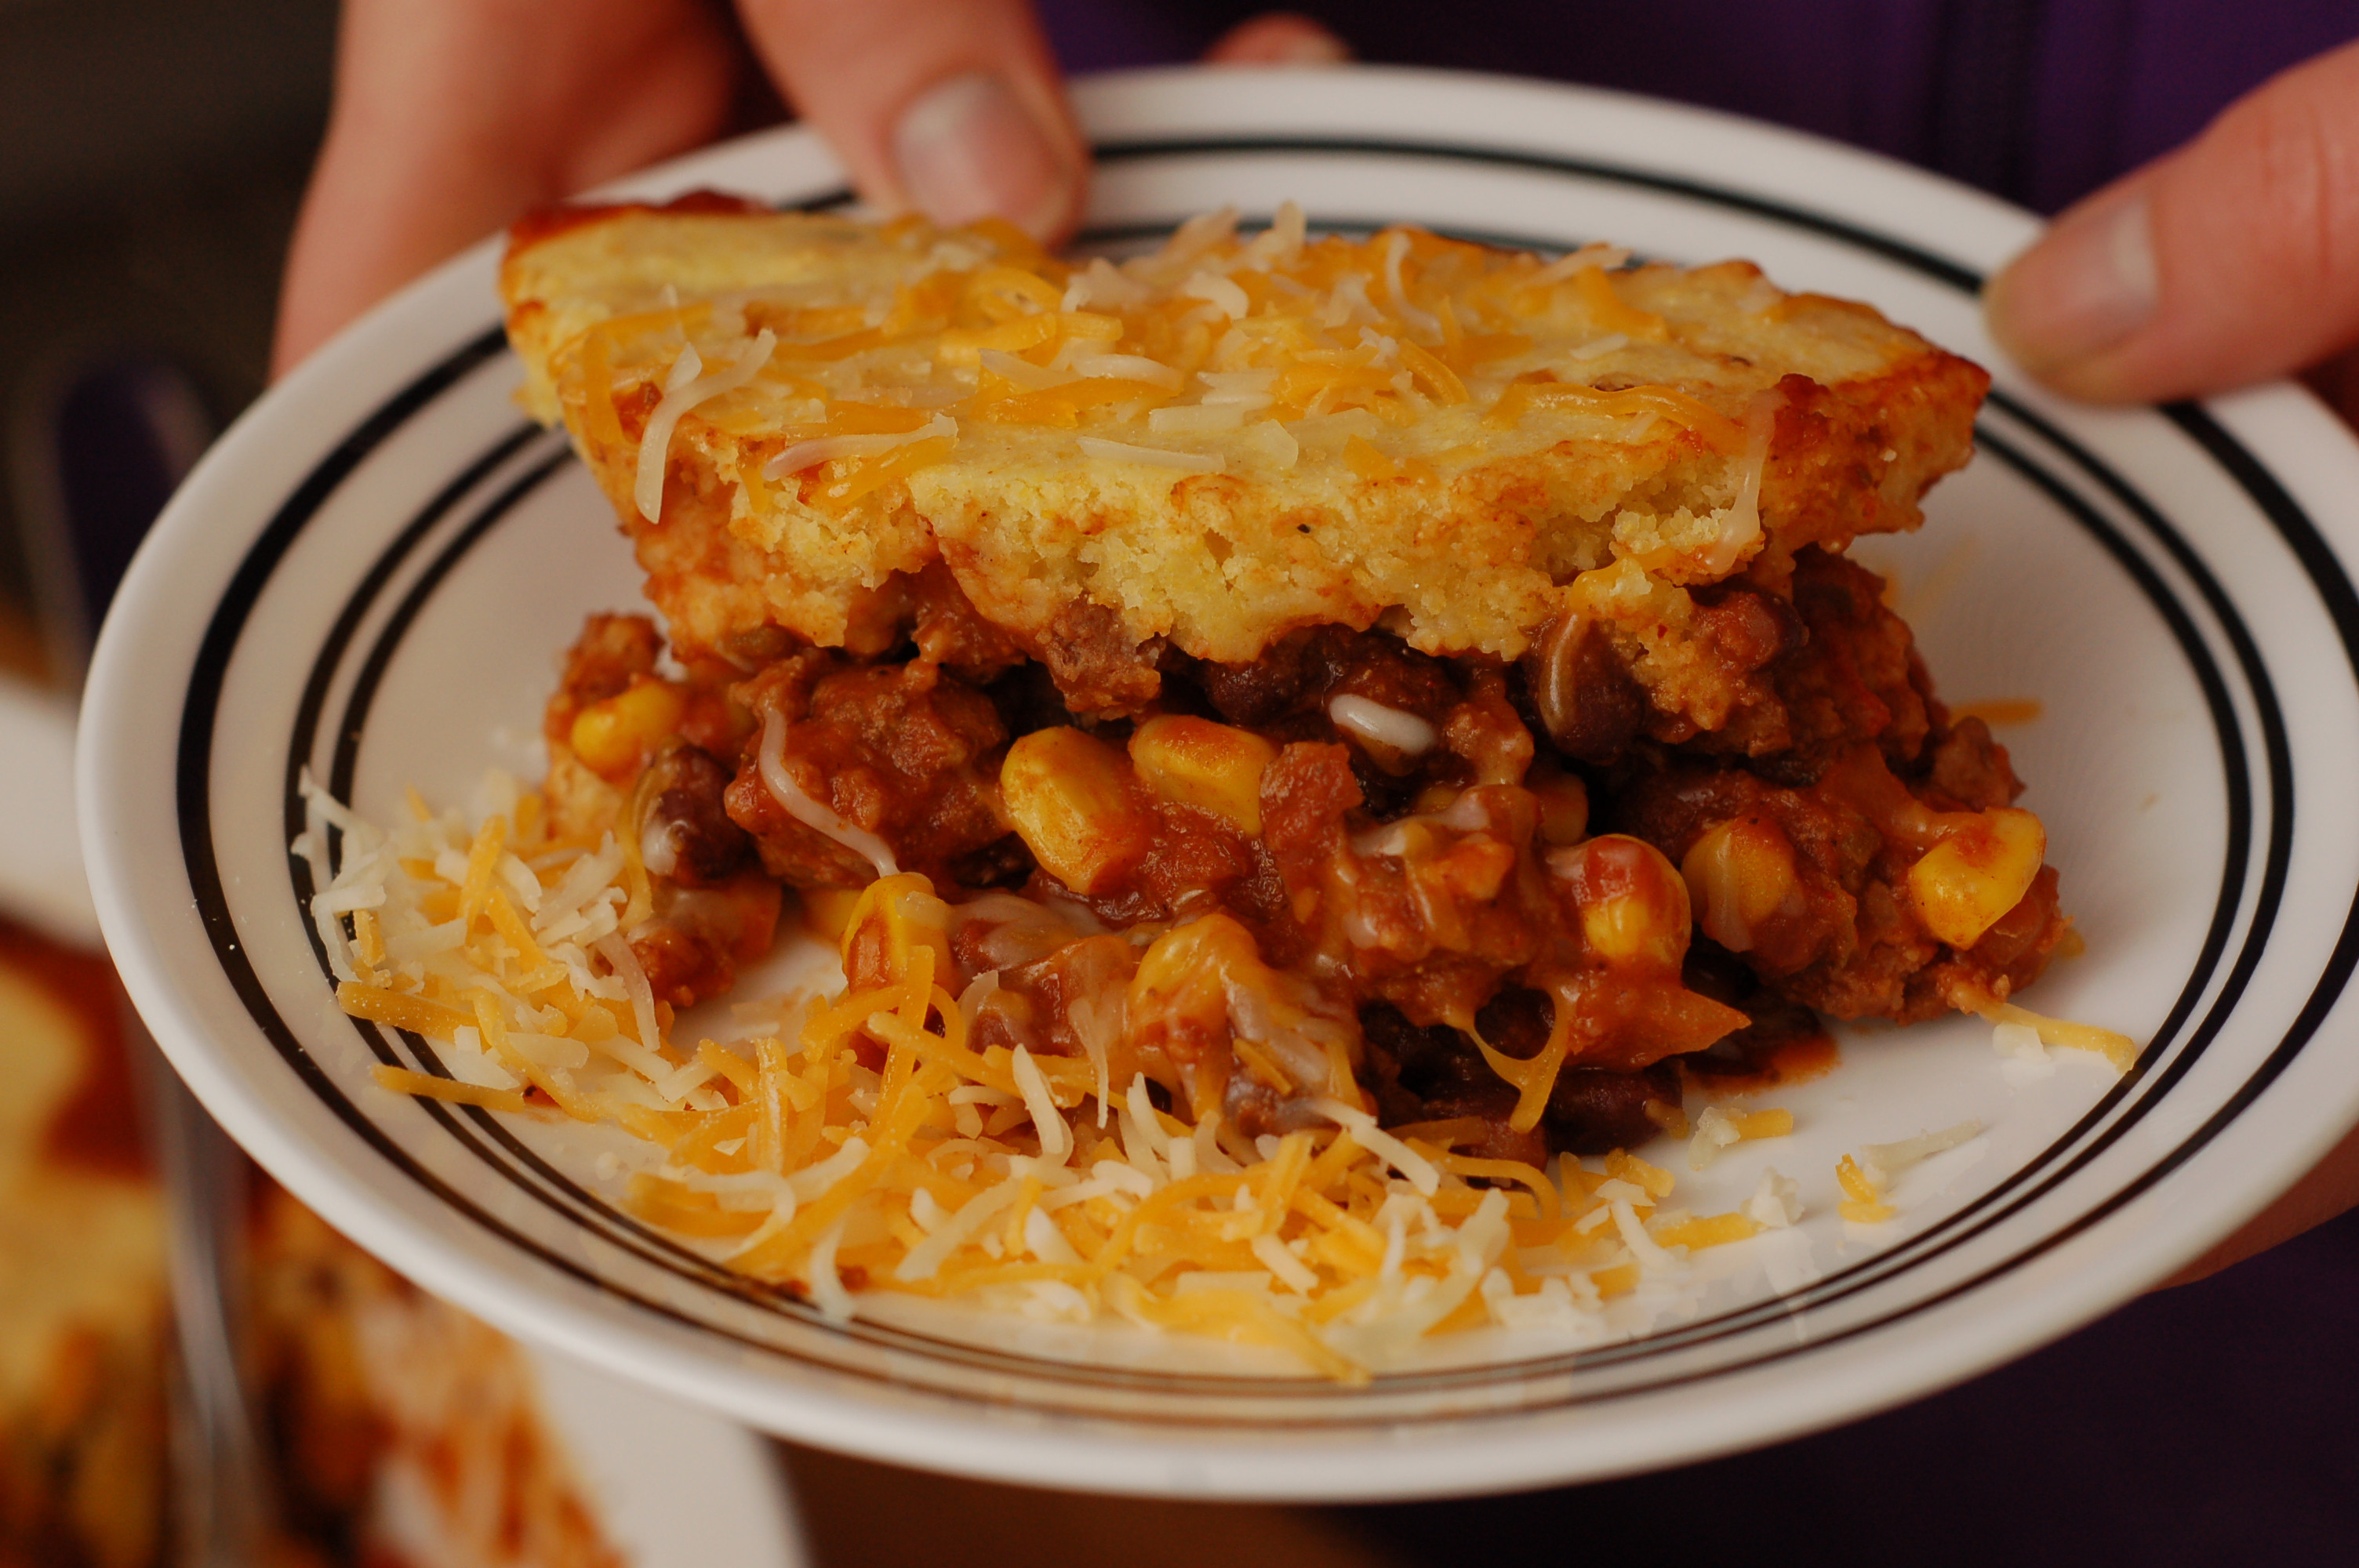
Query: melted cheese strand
[
  {"left": 1860, "top": 1119, "right": 1982, "bottom": 1185},
  {"left": 1327, "top": 694, "right": 1437, "bottom": 756},
  {"left": 634, "top": 329, "right": 776, "bottom": 522},
  {"left": 1075, "top": 436, "right": 1223, "bottom": 473},
  {"left": 1699, "top": 387, "right": 1785, "bottom": 575},
  {"left": 1011, "top": 1045, "right": 1073, "bottom": 1160},
  {"left": 1379, "top": 230, "right": 1441, "bottom": 339},
  {"left": 757, "top": 710, "right": 900, "bottom": 877},
  {"left": 1310, "top": 1099, "right": 1439, "bottom": 1196},
  {"left": 764, "top": 413, "right": 958, "bottom": 480},
  {"left": 1066, "top": 353, "right": 1185, "bottom": 390}
]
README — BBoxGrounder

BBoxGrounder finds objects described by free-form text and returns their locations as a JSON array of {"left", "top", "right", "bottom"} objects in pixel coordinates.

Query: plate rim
[{"left": 78, "top": 65, "right": 2359, "bottom": 1497}]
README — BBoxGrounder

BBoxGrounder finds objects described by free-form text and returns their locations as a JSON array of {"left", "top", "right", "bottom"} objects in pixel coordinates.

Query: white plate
[
  {"left": 521, "top": 1345, "right": 805, "bottom": 1568},
  {"left": 78, "top": 67, "right": 2359, "bottom": 1499},
  {"left": 0, "top": 674, "right": 101, "bottom": 948},
  {"left": 373, "top": 1343, "right": 805, "bottom": 1566}
]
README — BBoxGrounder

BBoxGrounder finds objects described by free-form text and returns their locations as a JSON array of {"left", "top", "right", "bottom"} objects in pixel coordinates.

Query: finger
[
  {"left": 2162, "top": 1116, "right": 2359, "bottom": 1287},
  {"left": 274, "top": 0, "right": 739, "bottom": 376},
  {"left": 736, "top": 0, "right": 1085, "bottom": 242},
  {"left": 1985, "top": 38, "right": 2359, "bottom": 405},
  {"left": 1205, "top": 13, "right": 1352, "bottom": 66}
]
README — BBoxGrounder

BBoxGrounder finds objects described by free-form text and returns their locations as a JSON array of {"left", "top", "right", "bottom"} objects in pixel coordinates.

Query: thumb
[
  {"left": 1985, "top": 38, "right": 2359, "bottom": 405},
  {"left": 736, "top": 0, "right": 1085, "bottom": 241}
]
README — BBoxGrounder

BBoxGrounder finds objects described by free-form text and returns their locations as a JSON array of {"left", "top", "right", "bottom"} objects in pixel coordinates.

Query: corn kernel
[
  {"left": 1128, "top": 715, "right": 1277, "bottom": 835},
  {"left": 1907, "top": 806, "right": 2046, "bottom": 949},
  {"left": 1681, "top": 815, "right": 1798, "bottom": 953},
  {"left": 1129, "top": 912, "right": 1263, "bottom": 1118},
  {"left": 1559, "top": 834, "right": 1691, "bottom": 969},
  {"left": 1000, "top": 727, "right": 1152, "bottom": 895},
  {"left": 569, "top": 677, "right": 685, "bottom": 780},
  {"left": 1132, "top": 912, "right": 1257, "bottom": 1007}
]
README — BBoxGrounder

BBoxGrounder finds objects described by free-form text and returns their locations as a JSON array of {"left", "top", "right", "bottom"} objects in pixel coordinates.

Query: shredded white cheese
[
  {"left": 892, "top": 1180, "right": 1021, "bottom": 1282},
  {"left": 634, "top": 330, "right": 776, "bottom": 523},
  {"left": 1180, "top": 270, "right": 1252, "bottom": 319},
  {"left": 762, "top": 412, "right": 956, "bottom": 481},
  {"left": 907, "top": 1187, "right": 950, "bottom": 1233},
  {"left": 1699, "top": 387, "right": 1783, "bottom": 575},
  {"left": 1023, "top": 1207, "right": 1083, "bottom": 1265},
  {"left": 756, "top": 710, "right": 900, "bottom": 877},
  {"left": 1235, "top": 201, "right": 1307, "bottom": 272},
  {"left": 1148, "top": 402, "right": 1248, "bottom": 437},
  {"left": 1528, "top": 243, "right": 1632, "bottom": 285},
  {"left": 1060, "top": 256, "right": 1150, "bottom": 311},
  {"left": 805, "top": 1215, "right": 856, "bottom": 1320},
  {"left": 978, "top": 348, "right": 1075, "bottom": 390},
  {"left": 1011, "top": 1045, "right": 1072, "bottom": 1160},
  {"left": 1238, "top": 419, "right": 1299, "bottom": 470},
  {"left": 1861, "top": 1120, "right": 1983, "bottom": 1185},
  {"left": 786, "top": 1134, "right": 872, "bottom": 1202},
  {"left": 1138, "top": 206, "right": 1239, "bottom": 283},
  {"left": 1744, "top": 1168, "right": 1802, "bottom": 1229},
  {"left": 955, "top": 969, "right": 1001, "bottom": 1025},
  {"left": 1067, "top": 352, "right": 1184, "bottom": 389},
  {"left": 590, "top": 934, "right": 663, "bottom": 1071},
  {"left": 1328, "top": 694, "right": 1437, "bottom": 756},
  {"left": 1075, "top": 436, "right": 1223, "bottom": 473},
  {"left": 1317, "top": 271, "right": 1377, "bottom": 330},
  {"left": 1378, "top": 230, "right": 1441, "bottom": 339},
  {"left": 1687, "top": 1104, "right": 1747, "bottom": 1171},
  {"left": 1252, "top": 1232, "right": 1319, "bottom": 1294},
  {"left": 1992, "top": 1021, "right": 2048, "bottom": 1060},
  {"left": 1199, "top": 368, "right": 1278, "bottom": 398},
  {"left": 1616, "top": 1200, "right": 1681, "bottom": 1272},
  {"left": 1310, "top": 1098, "right": 1438, "bottom": 1196}
]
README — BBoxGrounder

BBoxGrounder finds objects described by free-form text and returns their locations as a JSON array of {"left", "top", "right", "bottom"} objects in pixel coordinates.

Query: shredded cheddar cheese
[
  {"left": 1976, "top": 1000, "right": 2138, "bottom": 1073},
  {"left": 299, "top": 771, "right": 1818, "bottom": 1380},
  {"left": 1835, "top": 1154, "right": 1896, "bottom": 1225},
  {"left": 560, "top": 199, "right": 1802, "bottom": 534}
]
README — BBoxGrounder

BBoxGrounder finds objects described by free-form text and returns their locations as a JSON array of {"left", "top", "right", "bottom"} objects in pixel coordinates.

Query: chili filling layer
[{"left": 543, "top": 546, "right": 2067, "bottom": 1169}]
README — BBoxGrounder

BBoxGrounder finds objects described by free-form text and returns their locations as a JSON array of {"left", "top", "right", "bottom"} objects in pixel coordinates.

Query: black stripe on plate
[
  {"left": 286, "top": 385, "right": 2270, "bottom": 1400},
  {"left": 172, "top": 132, "right": 2359, "bottom": 1420}
]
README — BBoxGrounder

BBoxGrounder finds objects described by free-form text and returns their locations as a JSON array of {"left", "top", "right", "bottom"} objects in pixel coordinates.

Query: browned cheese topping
[{"left": 504, "top": 199, "right": 2064, "bottom": 1167}]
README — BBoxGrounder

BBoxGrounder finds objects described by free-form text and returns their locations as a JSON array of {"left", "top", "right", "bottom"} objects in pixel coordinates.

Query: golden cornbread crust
[{"left": 501, "top": 194, "right": 1986, "bottom": 725}]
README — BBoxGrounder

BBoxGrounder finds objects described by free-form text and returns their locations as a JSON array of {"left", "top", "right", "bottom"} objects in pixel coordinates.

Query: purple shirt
[
  {"left": 1043, "top": 6, "right": 2359, "bottom": 1555},
  {"left": 1038, "top": 0, "right": 2359, "bottom": 212}
]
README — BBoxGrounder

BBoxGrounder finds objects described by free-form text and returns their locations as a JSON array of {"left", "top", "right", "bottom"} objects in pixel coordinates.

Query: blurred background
[
  {"left": 4, "top": 3, "right": 2357, "bottom": 1565},
  {"left": 0, "top": 0, "right": 333, "bottom": 681}
]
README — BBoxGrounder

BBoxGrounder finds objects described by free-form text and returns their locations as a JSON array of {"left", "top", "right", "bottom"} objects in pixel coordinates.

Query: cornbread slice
[
  {"left": 500, "top": 195, "right": 1986, "bottom": 721},
  {"left": 321, "top": 201, "right": 2080, "bottom": 1365}
]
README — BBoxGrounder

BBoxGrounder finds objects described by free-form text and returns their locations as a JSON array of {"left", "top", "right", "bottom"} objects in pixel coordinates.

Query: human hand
[
  {"left": 271, "top": 1, "right": 1343, "bottom": 376},
  {"left": 1984, "top": 36, "right": 2359, "bottom": 426},
  {"left": 1986, "top": 37, "right": 2359, "bottom": 1283}
]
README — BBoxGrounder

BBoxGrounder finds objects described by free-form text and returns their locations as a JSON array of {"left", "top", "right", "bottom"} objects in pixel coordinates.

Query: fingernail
[
  {"left": 893, "top": 71, "right": 1074, "bottom": 238},
  {"left": 1986, "top": 187, "right": 2160, "bottom": 376},
  {"left": 1211, "top": 16, "right": 1353, "bottom": 65},
  {"left": 1246, "top": 32, "right": 1350, "bottom": 66}
]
